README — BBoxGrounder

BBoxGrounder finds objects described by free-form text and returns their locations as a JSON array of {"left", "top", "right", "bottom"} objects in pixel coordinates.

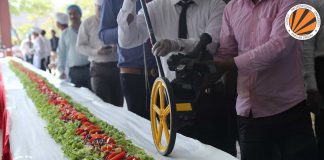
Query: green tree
[
  {"left": 9, "top": 0, "right": 54, "bottom": 42},
  {"left": 9, "top": 0, "right": 95, "bottom": 43},
  {"left": 9, "top": 0, "right": 53, "bottom": 16},
  {"left": 76, "top": 0, "right": 95, "bottom": 19},
  {"left": 58, "top": 0, "right": 95, "bottom": 20}
]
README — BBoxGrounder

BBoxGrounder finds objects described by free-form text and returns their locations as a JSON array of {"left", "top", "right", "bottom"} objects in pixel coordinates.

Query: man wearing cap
[
  {"left": 31, "top": 27, "right": 46, "bottom": 70},
  {"left": 76, "top": 0, "right": 123, "bottom": 106},
  {"left": 49, "top": 30, "right": 59, "bottom": 74},
  {"left": 57, "top": 5, "right": 90, "bottom": 89},
  {"left": 55, "top": 12, "right": 69, "bottom": 31},
  {"left": 40, "top": 30, "right": 52, "bottom": 72},
  {"left": 20, "top": 34, "right": 35, "bottom": 64}
]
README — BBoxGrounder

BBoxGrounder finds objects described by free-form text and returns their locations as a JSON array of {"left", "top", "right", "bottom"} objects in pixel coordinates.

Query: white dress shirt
[
  {"left": 57, "top": 27, "right": 89, "bottom": 74},
  {"left": 32, "top": 36, "right": 45, "bottom": 68},
  {"left": 304, "top": 0, "right": 324, "bottom": 91},
  {"left": 117, "top": 0, "right": 225, "bottom": 79},
  {"left": 76, "top": 15, "right": 117, "bottom": 63},
  {"left": 41, "top": 36, "right": 52, "bottom": 58},
  {"left": 20, "top": 39, "right": 34, "bottom": 56}
]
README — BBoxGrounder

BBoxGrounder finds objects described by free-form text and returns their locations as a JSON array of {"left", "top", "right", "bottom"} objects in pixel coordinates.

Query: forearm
[
  {"left": 99, "top": 27, "right": 119, "bottom": 45},
  {"left": 57, "top": 50, "right": 66, "bottom": 73},
  {"left": 57, "top": 57, "right": 65, "bottom": 73},
  {"left": 234, "top": 37, "right": 295, "bottom": 72},
  {"left": 77, "top": 44, "right": 98, "bottom": 57},
  {"left": 177, "top": 38, "right": 219, "bottom": 55}
]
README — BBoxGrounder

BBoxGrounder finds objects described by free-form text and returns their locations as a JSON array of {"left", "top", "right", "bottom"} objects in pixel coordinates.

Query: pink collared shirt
[{"left": 218, "top": 0, "right": 306, "bottom": 118}]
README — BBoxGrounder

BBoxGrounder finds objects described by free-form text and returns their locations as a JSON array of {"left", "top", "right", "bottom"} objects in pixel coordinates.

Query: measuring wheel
[{"left": 150, "top": 77, "right": 177, "bottom": 156}]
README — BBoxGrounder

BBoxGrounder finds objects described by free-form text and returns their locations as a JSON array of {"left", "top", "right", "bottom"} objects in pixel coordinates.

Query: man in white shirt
[
  {"left": 50, "top": 13, "right": 69, "bottom": 76},
  {"left": 31, "top": 27, "right": 46, "bottom": 70},
  {"left": 55, "top": 12, "right": 69, "bottom": 31},
  {"left": 40, "top": 30, "right": 52, "bottom": 72},
  {"left": 20, "top": 34, "right": 34, "bottom": 64},
  {"left": 57, "top": 5, "right": 90, "bottom": 88},
  {"left": 76, "top": 0, "right": 123, "bottom": 106},
  {"left": 117, "top": 0, "right": 237, "bottom": 155},
  {"left": 304, "top": 1, "right": 324, "bottom": 159}
]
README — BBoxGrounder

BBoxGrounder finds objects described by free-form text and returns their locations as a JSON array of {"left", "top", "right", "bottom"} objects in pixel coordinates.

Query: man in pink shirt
[{"left": 215, "top": 0, "right": 318, "bottom": 159}]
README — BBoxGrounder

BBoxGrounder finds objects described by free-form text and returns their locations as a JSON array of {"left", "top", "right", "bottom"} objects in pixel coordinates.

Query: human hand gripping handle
[{"left": 152, "top": 39, "right": 181, "bottom": 57}]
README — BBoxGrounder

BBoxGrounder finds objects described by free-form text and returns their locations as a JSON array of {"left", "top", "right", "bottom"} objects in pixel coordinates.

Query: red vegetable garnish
[
  {"left": 11, "top": 61, "right": 142, "bottom": 160},
  {"left": 110, "top": 151, "right": 126, "bottom": 160}
]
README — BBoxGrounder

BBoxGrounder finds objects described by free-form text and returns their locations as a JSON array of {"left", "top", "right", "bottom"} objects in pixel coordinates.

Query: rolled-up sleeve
[
  {"left": 117, "top": 0, "right": 150, "bottom": 48},
  {"left": 99, "top": 0, "right": 119, "bottom": 45}
]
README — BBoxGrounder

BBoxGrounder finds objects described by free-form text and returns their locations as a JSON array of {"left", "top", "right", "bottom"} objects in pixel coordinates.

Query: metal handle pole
[{"left": 139, "top": 0, "right": 165, "bottom": 78}]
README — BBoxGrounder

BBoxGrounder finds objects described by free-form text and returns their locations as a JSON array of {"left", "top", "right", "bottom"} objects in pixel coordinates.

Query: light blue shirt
[{"left": 57, "top": 27, "right": 89, "bottom": 73}]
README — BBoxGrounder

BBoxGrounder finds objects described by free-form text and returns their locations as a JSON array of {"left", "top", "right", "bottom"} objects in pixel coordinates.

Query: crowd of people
[{"left": 17, "top": 0, "right": 323, "bottom": 159}]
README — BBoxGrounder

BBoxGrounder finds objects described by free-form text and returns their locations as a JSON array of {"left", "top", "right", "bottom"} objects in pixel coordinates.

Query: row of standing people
[
  {"left": 27, "top": 0, "right": 324, "bottom": 159},
  {"left": 20, "top": 28, "right": 53, "bottom": 71}
]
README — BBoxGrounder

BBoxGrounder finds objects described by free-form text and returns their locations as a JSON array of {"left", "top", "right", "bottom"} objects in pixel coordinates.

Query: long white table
[{"left": 2, "top": 58, "right": 237, "bottom": 160}]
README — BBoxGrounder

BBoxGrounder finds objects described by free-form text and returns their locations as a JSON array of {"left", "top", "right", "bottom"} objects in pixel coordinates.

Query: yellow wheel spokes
[
  {"left": 163, "top": 105, "right": 171, "bottom": 116},
  {"left": 151, "top": 80, "right": 172, "bottom": 152},
  {"left": 159, "top": 83, "right": 165, "bottom": 110},
  {"left": 156, "top": 120, "right": 163, "bottom": 144},
  {"left": 162, "top": 119, "right": 170, "bottom": 142},
  {"left": 153, "top": 104, "right": 161, "bottom": 115}
]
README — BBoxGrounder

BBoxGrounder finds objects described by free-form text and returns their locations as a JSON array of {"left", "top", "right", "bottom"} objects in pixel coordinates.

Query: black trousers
[
  {"left": 178, "top": 83, "right": 238, "bottom": 156},
  {"left": 90, "top": 62, "right": 123, "bottom": 107},
  {"left": 238, "top": 101, "right": 317, "bottom": 160},
  {"left": 25, "top": 55, "right": 33, "bottom": 64},
  {"left": 315, "top": 57, "right": 324, "bottom": 160},
  {"left": 45, "top": 56, "right": 50, "bottom": 72},
  {"left": 69, "top": 64, "right": 91, "bottom": 89},
  {"left": 40, "top": 58, "right": 46, "bottom": 71},
  {"left": 120, "top": 73, "right": 155, "bottom": 120}
]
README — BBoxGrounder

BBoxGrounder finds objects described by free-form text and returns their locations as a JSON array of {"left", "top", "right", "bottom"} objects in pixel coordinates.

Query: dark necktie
[{"left": 178, "top": 0, "right": 194, "bottom": 38}]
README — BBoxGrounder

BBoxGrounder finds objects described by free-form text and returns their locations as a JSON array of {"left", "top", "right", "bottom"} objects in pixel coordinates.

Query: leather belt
[
  {"left": 120, "top": 67, "right": 157, "bottom": 77},
  {"left": 70, "top": 63, "right": 90, "bottom": 69},
  {"left": 92, "top": 61, "right": 118, "bottom": 68}
]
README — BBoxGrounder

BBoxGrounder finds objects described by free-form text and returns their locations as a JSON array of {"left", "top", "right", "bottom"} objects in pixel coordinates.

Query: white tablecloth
[{"left": 2, "top": 58, "right": 237, "bottom": 160}]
